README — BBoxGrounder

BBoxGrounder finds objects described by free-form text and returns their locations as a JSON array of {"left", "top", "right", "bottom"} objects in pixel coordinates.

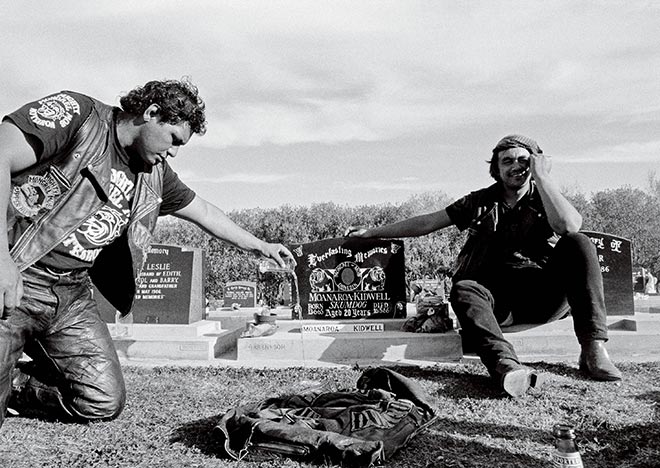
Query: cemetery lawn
[{"left": 1, "top": 361, "right": 659, "bottom": 468}]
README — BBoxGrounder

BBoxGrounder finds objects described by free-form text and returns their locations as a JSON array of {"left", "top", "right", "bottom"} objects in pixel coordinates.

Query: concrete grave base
[
  {"left": 500, "top": 311, "right": 660, "bottom": 362},
  {"left": 235, "top": 319, "right": 463, "bottom": 364},
  {"left": 113, "top": 297, "right": 660, "bottom": 365},
  {"left": 110, "top": 320, "right": 242, "bottom": 361}
]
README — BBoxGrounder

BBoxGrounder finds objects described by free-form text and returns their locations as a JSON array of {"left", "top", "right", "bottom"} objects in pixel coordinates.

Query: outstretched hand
[
  {"left": 344, "top": 226, "right": 369, "bottom": 238},
  {"left": 261, "top": 243, "right": 296, "bottom": 269},
  {"left": 0, "top": 254, "right": 23, "bottom": 318}
]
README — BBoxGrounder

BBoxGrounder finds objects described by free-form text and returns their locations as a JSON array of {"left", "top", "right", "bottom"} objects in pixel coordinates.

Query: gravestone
[
  {"left": 278, "top": 281, "right": 292, "bottom": 305},
  {"left": 414, "top": 279, "right": 441, "bottom": 292},
  {"left": 289, "top": 237, "right": 407, "bottom": 319},
  {"left": 96, "top": 243, "right": 206, "bottom": 324},
  {"left": 582, "top": 231, "right": 634, "bottom": 316},
  {"left": 632, "top": 267, "right": 650, "bottom": 293},
  {"left": 223, "top": 281, "right": 257, "bottom": 308}
]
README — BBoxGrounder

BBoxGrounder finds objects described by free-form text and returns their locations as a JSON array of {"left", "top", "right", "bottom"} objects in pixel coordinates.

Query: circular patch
[
  {"left": 11, "top": 174, "right": 61, "bottom": 217},
  {"left": 28, "top": 93, "right": 81, "bottom": 129},
  {"left": 333, "top": 261, "right": 361, "bottom": 291}
]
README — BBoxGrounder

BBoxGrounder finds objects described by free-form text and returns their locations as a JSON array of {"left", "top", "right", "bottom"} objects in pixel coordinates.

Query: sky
[{"left": 1, "top": 1, "right": 659, "bottom": 210}]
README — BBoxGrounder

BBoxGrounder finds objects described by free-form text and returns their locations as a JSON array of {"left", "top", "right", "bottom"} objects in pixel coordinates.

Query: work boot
[
  {"left": 6, "top": 368, "right": 30, "bottom": 417},
  {"left": 495, "top": 358, "right": 545, "bottom": 398},
  {"left": 579, "top": 340, "right": 622, "bottom": 381}
]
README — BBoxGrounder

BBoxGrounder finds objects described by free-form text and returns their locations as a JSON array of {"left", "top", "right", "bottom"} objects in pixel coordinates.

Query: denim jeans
[
  {"left": 0, "top": 264, "right": 125, "bottom": 428},
  {"left": 449, "top": 232, "right": 609, "bottom": 376}
]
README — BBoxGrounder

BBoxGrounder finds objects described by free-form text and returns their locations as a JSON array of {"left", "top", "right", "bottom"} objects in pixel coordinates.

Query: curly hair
[{"left": 119, "top": 78, "right": 207, "bottom": 135}]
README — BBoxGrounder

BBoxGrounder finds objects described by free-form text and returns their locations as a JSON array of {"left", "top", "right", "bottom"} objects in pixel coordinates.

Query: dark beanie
[
  {"left": 488, "top": 134, "right": 542, "bottom": 181},
  {"left": 492, "top": 134, "right": 542, "bottom": 155}
]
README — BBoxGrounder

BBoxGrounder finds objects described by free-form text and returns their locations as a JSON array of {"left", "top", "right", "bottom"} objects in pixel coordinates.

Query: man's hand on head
[{"left": 530, "top": 153, "right": 552, "bottom": 182}]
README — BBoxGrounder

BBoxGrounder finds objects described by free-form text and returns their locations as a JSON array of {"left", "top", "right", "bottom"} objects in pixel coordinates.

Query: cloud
[
  {"left": 176, "top": 170, "right": 294, "bottom": 185},
  {"left": 564, "top": 140, "right": 660, "bottom": 164},
  {"left": 338, "top": 178, "right": 439, "bottom": 192},
  {"left": 2, "top": 1, "right": 659, "bottom": 150},
  {"left": 1, "top": 0, "right": 658, "bottom": 210}
]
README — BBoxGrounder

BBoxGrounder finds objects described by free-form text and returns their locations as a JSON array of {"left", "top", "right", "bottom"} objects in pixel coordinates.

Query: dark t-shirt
[
  {"left": 4, "top": 91, "right": 196, "bottom": 270},
  {"left": 445, "top": 183, "right": 557, "bottom": 280}
]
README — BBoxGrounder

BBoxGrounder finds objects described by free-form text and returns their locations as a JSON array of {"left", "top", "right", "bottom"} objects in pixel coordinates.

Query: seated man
[{"left": 346, "top": 134, "right": 621, "bottom": 397}]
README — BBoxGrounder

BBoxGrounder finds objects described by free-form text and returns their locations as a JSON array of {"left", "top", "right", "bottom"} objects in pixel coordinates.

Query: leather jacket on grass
[{"left": 215, "top": 368, "right": 437, "bottom": 467}]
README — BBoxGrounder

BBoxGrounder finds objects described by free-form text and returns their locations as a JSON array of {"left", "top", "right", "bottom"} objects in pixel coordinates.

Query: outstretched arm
[
  {"left": 0, "top": 122, "right": 38, "bottom": 313},
  {"left": 345, "top": 209, "right": 453, "bottom": 238},
  {"left": 530, "top": 153, "right": 582, "bottom": 234},
  {"left": 172, "top": 195, "right": 294, "bottom": 268}
]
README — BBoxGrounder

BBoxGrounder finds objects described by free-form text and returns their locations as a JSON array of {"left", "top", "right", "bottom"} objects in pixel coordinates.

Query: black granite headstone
[
  {"left": 582, "top": 231, "right": 634, "bottom": 316},
  {"left": 289, "top": 237, "right": 407, "bottom": 319},
  {"left": 223, "top": 281, "right": 257, "bottom": 308},
  {"left": 96, "top": 243, "right": 205, "bottom": 324},
  {"left": 632, "top": 267, "right": 645, "bottom": 292}
]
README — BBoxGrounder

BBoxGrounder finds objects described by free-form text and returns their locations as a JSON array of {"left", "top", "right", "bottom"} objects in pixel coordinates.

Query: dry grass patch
[{"left": 1, "top": 361, "right": 658, "bottom": 467}]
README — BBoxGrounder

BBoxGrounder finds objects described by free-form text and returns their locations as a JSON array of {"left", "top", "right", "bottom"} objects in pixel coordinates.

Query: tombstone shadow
[
  {"left": 310, "top": 325, "right": 463, "bottom": 368},
  {"left": 397, "top": 418, "right": 552, "bottom": 467},
  {"left": 578, "top": 390, "right": 660, "bottom": 466}
]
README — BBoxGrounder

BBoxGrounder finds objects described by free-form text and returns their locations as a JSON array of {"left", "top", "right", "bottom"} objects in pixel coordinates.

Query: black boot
[
  {"left": 579, "top": 340, "right": 622, "bottom": 381},
  {"left": 6, "top": 368, "right": 30, "bottom": 417}
]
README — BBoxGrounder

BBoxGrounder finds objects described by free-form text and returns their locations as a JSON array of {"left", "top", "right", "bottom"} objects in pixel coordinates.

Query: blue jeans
[
  {"left": 450, "top": 232, "right": 609, "bottom": 376},
  {"left": 0, "top": 265, "right": 125, "bottom": 428}
]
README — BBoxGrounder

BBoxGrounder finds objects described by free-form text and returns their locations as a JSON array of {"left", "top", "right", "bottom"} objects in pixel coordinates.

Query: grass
[{"left": 0, "top": 361, "right": 659, "bottom": 468}]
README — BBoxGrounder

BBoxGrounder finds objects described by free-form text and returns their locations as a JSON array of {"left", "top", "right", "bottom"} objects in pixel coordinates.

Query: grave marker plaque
[
  {"left": 582, "top": 231, "right": 634, "bottom": 316},
  {"left": 223, "top": 281, "right": 257, "bottom": 308},
  {"left": 289, "top": 237, "right": 407, "bottom": 319},
  {"left": 96, "top": 244, "right": 205, "bottom": 324}
]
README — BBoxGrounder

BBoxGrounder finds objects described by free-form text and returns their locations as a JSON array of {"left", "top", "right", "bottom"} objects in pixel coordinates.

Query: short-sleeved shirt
[
  {"left": 3, "top": 91, "right": 196, "bottom": 270},
  {"left": 445, "top": 182, "right": 558, "bottom": 281}
]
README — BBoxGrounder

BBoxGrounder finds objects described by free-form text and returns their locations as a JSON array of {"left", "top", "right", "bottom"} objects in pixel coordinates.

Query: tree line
[{"left": 153, "top": 174, "right": 660, "bottom": 300}]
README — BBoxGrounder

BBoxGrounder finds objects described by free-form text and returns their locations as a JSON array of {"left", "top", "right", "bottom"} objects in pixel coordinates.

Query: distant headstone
[
  {"left": 632, "top": 267, "right": 646, "bottom": 292},
  {"left": 411, "top": 278, "right": 451, "bottom": 300},
  {"left": 224, "top": 281, "right": 257, "bottom": 308},
  {"left": 582, "top": 231, "right": 634, "bottom": 316},
  {"left": 278, "top": 281, "right": 292, "bottom": 305},
  {"left": 415, "top": 279, "right": 441, "bottom": 292},
  {"left": 96, "top": 244, "right": 205, "bottom": 324},
  {"left": 289, "top": 237, "right": 407, "bottom": 320}
]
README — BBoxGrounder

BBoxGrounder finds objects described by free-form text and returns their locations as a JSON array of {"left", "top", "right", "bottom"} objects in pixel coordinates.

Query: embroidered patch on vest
[
  {"left": 28, "top": 93, "right": 81, "bottom": 129},
  {"left": 11, "top": 174, "right": 61, "bottom": 217},
  {"left": 78, "top": 205, "right": 126, "bottom": 247}
]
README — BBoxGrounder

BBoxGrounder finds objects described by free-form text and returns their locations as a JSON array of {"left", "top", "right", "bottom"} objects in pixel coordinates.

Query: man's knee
[
  {"left": 450, "top": 279, "right": 494, "bottom": 305},
  {"left": 559, "top": 232, "right": 595, "bottom": 253},
  {"left": 555, "top": 232, "right": 604, "bottom": 271},
  {"left": 71, "top": 390, "right": 125, "bottom": 422},
  {"left": 68, "top": 372, "right": 126, "bottom": 421}
]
